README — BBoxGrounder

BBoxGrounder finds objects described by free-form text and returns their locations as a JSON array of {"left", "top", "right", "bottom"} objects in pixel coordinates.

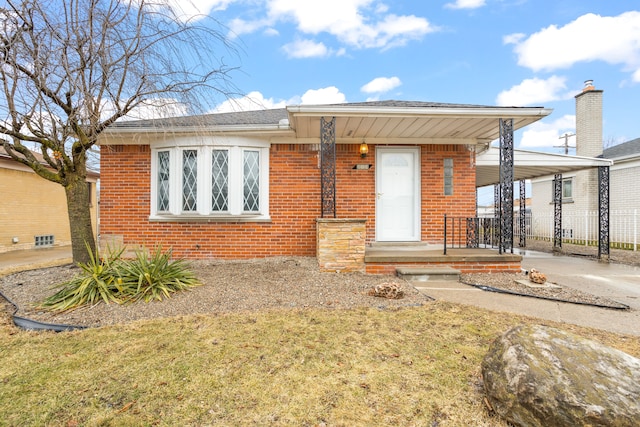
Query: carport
[{"left": 475, "top": 146, "right": 614, "bottom": 260}]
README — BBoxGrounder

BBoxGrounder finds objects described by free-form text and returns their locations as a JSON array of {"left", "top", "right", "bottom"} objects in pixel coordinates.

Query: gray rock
[{"left": 482, "top": 324, "right": 640, "bottom": 427}]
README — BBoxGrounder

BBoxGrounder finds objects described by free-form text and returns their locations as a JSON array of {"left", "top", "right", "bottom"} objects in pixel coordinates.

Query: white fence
[{"left": 519, "top": 209, "right": 639, "bottom": 250}]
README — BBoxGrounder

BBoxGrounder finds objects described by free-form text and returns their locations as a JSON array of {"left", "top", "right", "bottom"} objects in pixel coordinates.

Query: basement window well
[{"left": 34, "top": 235, "right": 55, "bottom": 247}]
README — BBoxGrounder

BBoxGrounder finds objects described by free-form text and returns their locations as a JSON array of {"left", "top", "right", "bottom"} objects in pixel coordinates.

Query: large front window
[{"left": 151, "top": 142, "right": 269, "bottom": 220}]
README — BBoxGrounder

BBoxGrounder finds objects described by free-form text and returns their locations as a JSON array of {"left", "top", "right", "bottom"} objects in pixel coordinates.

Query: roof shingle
[{"left": 602, "top": 138, "right": 640, "bottom": 159}]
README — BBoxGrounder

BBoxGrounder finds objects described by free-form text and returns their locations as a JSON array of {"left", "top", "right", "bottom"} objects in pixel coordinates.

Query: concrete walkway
[
  {"left": 414, "top": 249, "right": 640, "bottom": 336},
  {"left": 1, "top": 246, "right": 639, "bottom": 336},
  {"left": 0, "top": 246, "right": 72, "bottom": 276}
]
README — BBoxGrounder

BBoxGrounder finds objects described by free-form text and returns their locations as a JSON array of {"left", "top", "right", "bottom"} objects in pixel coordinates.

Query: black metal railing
[{"left": 443, "top": 215, "right": 500, "bottom": 254}]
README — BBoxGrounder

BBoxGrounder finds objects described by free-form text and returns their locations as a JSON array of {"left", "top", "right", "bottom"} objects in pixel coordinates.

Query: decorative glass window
[
  {"left": 211, "top": 150, "right": 229, "bottom": 212},
  {"left": 157, "top": 151, "right": 170, "bottom": 212},
  {"left": 243, "top": 150, "right": 260, "bottom": 212},
  {"left": 151, "top": 141, "right": 269, "bottom": 221},
  {"left": 182, "top": 150, "right": 198, "bottom": 211},
  {"left": 444, "top": 158, "right": 453, "bottom": 195}
]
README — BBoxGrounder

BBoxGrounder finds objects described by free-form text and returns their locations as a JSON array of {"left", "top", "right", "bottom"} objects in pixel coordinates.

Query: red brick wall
[
  {"left": 100, "top": 143, "right": 476, "bottom": 259},
  {"left": 365, "top": 261, "right": 522, "bottom": 275},
  {"left": 420, "top": 145, "right": 477, "bottom": 243},
  {"left": 335, "top": 144, "right": 477, "bottom": 244}
]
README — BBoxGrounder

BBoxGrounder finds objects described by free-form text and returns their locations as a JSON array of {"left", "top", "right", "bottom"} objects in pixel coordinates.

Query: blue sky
[{"left": 176, "top": 0, "right": 640, "bottom": 156}]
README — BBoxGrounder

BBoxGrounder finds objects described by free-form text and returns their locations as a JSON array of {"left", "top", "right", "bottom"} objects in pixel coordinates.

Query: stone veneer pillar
[{"left": 316, "top": 218, "right": 366, "bottom": 273}]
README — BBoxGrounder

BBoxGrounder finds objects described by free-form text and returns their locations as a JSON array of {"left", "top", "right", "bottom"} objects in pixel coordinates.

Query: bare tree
[{"left": 0, "top": 0, "right": 238, "bottom": 263}]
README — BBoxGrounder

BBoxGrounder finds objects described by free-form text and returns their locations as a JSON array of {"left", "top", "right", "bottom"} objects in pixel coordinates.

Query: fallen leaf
[{"left": 118, "top": 401, "right": 135, "bottom": 413}]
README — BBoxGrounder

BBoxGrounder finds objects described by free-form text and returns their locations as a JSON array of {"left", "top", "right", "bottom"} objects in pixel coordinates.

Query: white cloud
[
  {"left": 444, "top": 0, "right": 486, "bottom": 10},
  {"left": 361, "top": 76, "right": 402, "bottom": 94},
  {"left": 233, "top": 0, "right": 436, "bottom": 53},
  {"left": 496, "top": 76, "right": 573, "bottom": 106},
  {"left": 519, "top": 114, "right": 575, "bottom": 149},
  {"left": 510, "top": 12, "right": 640, "bottom": 81},
  {"left": 503, "top": 32, "right": 525, "bottom": 45},
  {"left": 163, "top": 0, "right": 236, "bottom": 22},
  {"left": 263, "top": 27, "right": 280, "bottom": 37},
  {"left": 228, "top": 18, "right": 271, "bottom": 37},
  {"left": 113, "top": 98, "right": 189, "bottom": 121},
  {"left": 300, "top": 86, "right": 346, "bottom": 104},
  {"left": 211, "top": 87, "right": 347, "bottom": 112},
  {"left": 212, "top": 91, "right": 288, "bottom": 113},
  {"left": 282, "top": 39, "right": 331, "bottom": 58}
]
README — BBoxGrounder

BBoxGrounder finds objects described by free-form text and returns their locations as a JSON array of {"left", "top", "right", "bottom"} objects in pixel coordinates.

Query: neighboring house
[
  {"left": 0, "top": 146, "right": 99, "bottom": 253},
  {"left": 530, "top": 82, "right": 640, "bottom": 248},
  {"left": 603, "top": 138, "right": 640, "bottom": 217},
  {"left": 98, "top": 100, "right": 559, "bottom": 273}
]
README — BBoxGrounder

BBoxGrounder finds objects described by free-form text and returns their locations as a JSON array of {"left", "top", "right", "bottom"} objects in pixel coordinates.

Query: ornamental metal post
[
  {"left": 494, "top": 184, "right": 500, "bottom": 247},
  {"left": 320, "top": 116, "right": 337, "bottom": 218},
  {"left": 466, "top": 217, "right": 479, "bottom": 248},
  {"left": 519, "top": 179, "right": 527, "bottom": 247},
  {"left": 499, "top": 118, "right": 514, "bottom": 254},
  {"left": 598, "top": 165, "right": 610, "bottom": 261},
  {"left": 553, "top": 173, "right": 562, "bottom": 252},
  {"left": 494, "top": 184, "right": 500, "bottom": 219}
]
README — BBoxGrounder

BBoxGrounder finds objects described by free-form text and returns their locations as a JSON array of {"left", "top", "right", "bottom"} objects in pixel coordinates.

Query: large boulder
[{"left": 482, "top": 324, "right": 640, "bottom": 427}]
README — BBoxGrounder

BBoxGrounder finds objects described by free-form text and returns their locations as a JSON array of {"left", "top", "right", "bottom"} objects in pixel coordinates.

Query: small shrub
[
  {"left": 39, "top": 246, "right": 200, "bottom": 312},
  {"left": 40, "top": 245, "right": 125, "bottom": 312},
  {"left": 117, "top": 247, "right": 201, "bottom": 303}
]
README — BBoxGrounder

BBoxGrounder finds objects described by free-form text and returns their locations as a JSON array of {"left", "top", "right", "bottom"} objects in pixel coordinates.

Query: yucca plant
[
  {"left": 116, "top": 246, "right": 201, "bottom": 303},
  {"left": 40, "top": 245, "right": 200, "bottom": 312},
  {"left": 40, "top": 245, "right": 126, "bottom": 312}
]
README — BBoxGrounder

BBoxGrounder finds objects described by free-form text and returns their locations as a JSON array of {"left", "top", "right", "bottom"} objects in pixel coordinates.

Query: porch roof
[
  {"left": 100, "top": 100, "right": 552, "bottom": 146},
  {"left": 475, "top": 147, "right": 613, "bottom": 187},
  {"left": 286, "top": 101, "right": 552, "bottom": 144}
]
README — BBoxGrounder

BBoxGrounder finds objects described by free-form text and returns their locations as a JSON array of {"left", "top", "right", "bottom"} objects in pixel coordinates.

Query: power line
[{"left": 555, "top": 132, "right": 576, "bottom": 155}]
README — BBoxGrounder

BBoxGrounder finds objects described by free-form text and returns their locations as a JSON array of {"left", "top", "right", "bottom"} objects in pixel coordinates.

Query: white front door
[{"left": 376, "top": 147, "right": 421, "bottom": 241}]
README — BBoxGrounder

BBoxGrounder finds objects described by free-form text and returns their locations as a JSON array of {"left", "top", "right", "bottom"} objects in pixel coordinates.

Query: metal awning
[{"left": 475, "top": 147, "right": 613, "bottom": 187}]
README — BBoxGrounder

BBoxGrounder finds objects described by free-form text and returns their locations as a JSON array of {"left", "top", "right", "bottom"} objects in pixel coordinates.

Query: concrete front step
[{"left": 396, "top": 266, "right": 461, "bottom": 282}]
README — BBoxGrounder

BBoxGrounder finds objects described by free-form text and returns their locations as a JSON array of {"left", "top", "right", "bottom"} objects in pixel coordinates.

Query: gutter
[{"left": 286, "top": 104, "right": 554, "bottom": 118}]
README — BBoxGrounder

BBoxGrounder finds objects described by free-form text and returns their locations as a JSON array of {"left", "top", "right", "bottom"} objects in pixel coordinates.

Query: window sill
[
  {"left": 149, "top": 214, "right": 272, "bottom": 223},
  {"left": 548, "top": 199, "right": 574, "bottom": 204}
]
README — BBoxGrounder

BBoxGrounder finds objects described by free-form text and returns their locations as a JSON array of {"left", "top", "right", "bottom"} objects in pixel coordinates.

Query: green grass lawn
[{"left": 1, "top": 301, "right": 638, "bottom": 426}]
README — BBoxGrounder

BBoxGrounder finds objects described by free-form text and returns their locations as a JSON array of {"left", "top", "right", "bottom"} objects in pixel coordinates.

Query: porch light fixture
[{"left": 359, "top": 141, "right": 369, "bottom": 158}]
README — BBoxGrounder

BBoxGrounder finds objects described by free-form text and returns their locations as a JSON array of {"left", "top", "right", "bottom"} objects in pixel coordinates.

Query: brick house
[
  {"left": 98, "top": 100, "right": 553, "bottom": 273},
  {"left": 0, "top": 146, "right": 99, "bottom": 253}
]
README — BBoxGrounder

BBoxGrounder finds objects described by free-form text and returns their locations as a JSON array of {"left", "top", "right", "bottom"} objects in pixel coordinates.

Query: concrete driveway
[{"left": 415, "top": 249, "right": 640, "bottom": 337}]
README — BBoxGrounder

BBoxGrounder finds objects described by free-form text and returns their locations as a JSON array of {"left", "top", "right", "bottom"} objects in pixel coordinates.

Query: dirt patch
[
  {"left": 0, "top": 257, "right": 430, "bottom": 328},
  {"left": 0, "top": 250, "right": 633, "bottom": 329},
  {"left": 461, "top": 271, "right": 629, "bottom": 309}
]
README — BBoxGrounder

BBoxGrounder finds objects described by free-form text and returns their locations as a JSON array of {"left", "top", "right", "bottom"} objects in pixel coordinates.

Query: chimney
[{"left": 575, "top": 80, "right": 603, "bottom": 157}]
